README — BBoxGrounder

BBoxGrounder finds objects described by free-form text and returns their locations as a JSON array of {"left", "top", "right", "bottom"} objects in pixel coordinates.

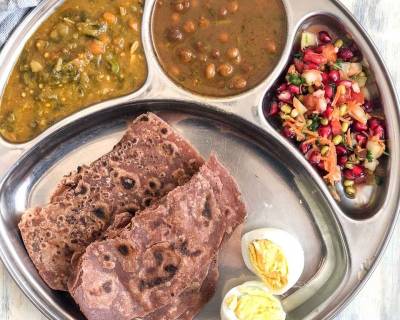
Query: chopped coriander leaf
[
  {"left": 332, "top": 59, "right": 344, "bottom": 70},
  {"left": 294, "top": 52, "right": 303, "bottom": 59},
  {"left": 288, "top": 73, "right": 304, "bottom": 86},
  {"left": 366, "top": 150, "right": 374, "bottom": 162},
  {"left": 308, "top": 115, "right": 320, "bottom": 131}
]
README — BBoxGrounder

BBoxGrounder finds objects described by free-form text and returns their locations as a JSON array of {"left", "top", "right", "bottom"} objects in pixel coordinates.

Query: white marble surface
[{"left": 0, "top": 0, "right": 399, "bottom": 319}]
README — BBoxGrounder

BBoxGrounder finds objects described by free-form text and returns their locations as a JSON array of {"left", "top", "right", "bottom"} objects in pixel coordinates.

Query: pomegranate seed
[
  {"left": 349, "top": 41, "right": 360, "bottom": 57},
  {"left": 355, "top": 175, "right": 367, "bottom": 184},
  {"left": 338, "top": 47, "right": 354, "bottom": 61},
  {"left": 339, "top": 80, "right": 352, "bottom": 88},
  {"left": 356, "top": 134, "right": 367, "bottom": 147},
  {"left": 319, "top": 31, "right": 332, "bottom": 43},
  {"left": 318, "top": 125, "right": 332, "bottom": 138},
  {"left": 314, "top": 45, "right": 324, "bottom": 54},
  {"left": 277, "top": 83, "right": 288, "bottom": 92},
  {"left": 268, "top": 101, "right": 279, "bottom": 116},
  {"left": 343, "top": 169, "right": 355, "bottom": 180},
  {"left": 317, "top": 161, "right": 326, "bottom": 171},
  {"left": 336, "top": 145, "right": 347, "bottom": 156},
  {"left": 354, "top": 121, "right": 368, "bottom": 132},
  {"left": 288, "top": 84, "right": 300, "bottom": 95},
  {"left": 325, "top": 85, "right": 334, "bottom": 98},
  {"left": 277, "top": 90, "right": 292, "bottom": 103},
  {"left": 368, "top": 117, "right": 380, "bottom": 130},
  {"left": 352, "top": 165, "right": 364, "bottom": 177},
  {"left": 323, "top": 106, "right": 334, "bottom": 118},
  {"left": 299, "top": 141, "right": 311, "bottom": 154},
  {"left": 282, "top": 126, "right": 295, "bottom": 139},
  {"left": 328, "top": 70, "right": 340, "bottom": 82},
  {"left": 309, "top": 151, "right": 321, "bottom": 165},
  {"left": 338, "top": 155, "right": 348, "bottom": 166},
  {"left": 321, "top": 72, "right": 329, "bottom": 83},
  {"left": 363, "top": 100, "right": 373, "bottom": 112},
  {"left": 374, "top": 125, "right": 385, "bottom": 139}
]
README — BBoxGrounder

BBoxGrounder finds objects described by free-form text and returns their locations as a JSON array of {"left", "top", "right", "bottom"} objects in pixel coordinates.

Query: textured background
[{"left": 0, "top": 0, "right": 399, "bottom": 319}]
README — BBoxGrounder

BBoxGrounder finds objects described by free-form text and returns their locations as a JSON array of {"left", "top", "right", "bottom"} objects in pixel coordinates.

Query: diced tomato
[
  {"left": 337, "top": 87, "right": 352, "bottom": 105},
  {"left": 304, "top": 51, "right": 328, "bottom": 65},
  {"left": 322, "top": 44, "right": 337, "bottom": 63},
  {"left": 351, "top": 91, "right": 365, "bottom": 105},
  {"left": 331, "top": 119, "right": 342, "bottom": 135},
  {"left": 303, "top": 94, "right": 318, "bottom": 110}
]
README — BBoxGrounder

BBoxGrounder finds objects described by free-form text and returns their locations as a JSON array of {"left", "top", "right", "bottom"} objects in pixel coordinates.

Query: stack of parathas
[{"left": 19, "top": 113, "right": 246, "bottom": 320}]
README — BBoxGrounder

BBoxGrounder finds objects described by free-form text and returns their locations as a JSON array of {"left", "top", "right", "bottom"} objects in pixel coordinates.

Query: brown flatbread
[
  {"left": 143, "top": 258, "right": 219, "bottom": 320},
  {"left": 68, "top": 155, "right": 246, "bottom": 320},
  {"left": 19, "top": 113, "right": 204, "bottom": 291}
]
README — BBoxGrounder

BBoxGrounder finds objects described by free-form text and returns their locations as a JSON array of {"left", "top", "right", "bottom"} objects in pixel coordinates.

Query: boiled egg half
[
  {"left": 221, "top": 281, "right": 286, "bottom": 320},
  {"left": 241, "top": 228, "right": 304, "bottom": 295}
]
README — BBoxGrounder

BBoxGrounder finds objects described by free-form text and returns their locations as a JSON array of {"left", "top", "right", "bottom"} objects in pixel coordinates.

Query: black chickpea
[
  {"left": 227, "top": 0, "right": 239, "bottom": 13},
  {"left": 233, "top": 55, "right": 241, "bottom": 65},
  {"left": 198, "top": 53, "right": 208, "bottom": 63},
  {"left": 194, "top": 41, "right": 208, "bottom": 53},
  {"left": 177, "top": 47, "right": 195, "bottom": 63},
  {"left": 170, "top": 12, "right": 180, "bottom": 25},
  {"left": 166, "top": 27, "right": 184, "bottom": 42},
  {"left": 219, "top": 6, "right": 228, "bottom": 17},
  {"left": 211, "top": 48, "right": 221, "bottom": 59},
  {"left": 183, "top": 20, "right": 196, "bottom": 33},
  {"left": 172, "top": 0, "right": 190, "bottom": 12},
  {"left": 226, "top": 47, "right": 240, "bottom": 59},
  {"left": 218, "top": 31, "right": 229, "bottom": 43},
  {"left": 205, "top": 63, "right": 216, "bottom": 79},
  {"left": 230, "top": 76, "right": 247, "bottom": 89},
  {"left": 199, "top": 16, "right": 210, "bottom": 28},
  {"left": 218, "top": 63, "right": 234, "bottom": 77}
]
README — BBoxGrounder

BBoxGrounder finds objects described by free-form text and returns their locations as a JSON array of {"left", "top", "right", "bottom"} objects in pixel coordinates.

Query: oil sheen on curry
[
  {"left": 0, "top": 0, "right": 147, "bottom": 143},
  {"left": 152, "top": 0, "right": 286, "bottom": 97}
]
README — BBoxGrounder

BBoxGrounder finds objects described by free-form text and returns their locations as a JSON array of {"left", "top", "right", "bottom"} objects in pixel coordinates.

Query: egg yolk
[
  {"left": 248, "top": 239, "right": 289, "bottom": 291},
  {"left": 226, "top": 287, "right": 286, "bottom": 320}
]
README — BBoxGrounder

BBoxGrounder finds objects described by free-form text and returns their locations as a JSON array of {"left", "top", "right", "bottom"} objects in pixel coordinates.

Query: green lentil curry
[{"left": 0, "top": 0, "right": 147, "bottom": 143}]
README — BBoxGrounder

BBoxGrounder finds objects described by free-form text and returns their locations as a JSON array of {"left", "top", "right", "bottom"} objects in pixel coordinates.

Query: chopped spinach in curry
[{"left": 0, "top": 0, "right": 147, "bottom": 143}]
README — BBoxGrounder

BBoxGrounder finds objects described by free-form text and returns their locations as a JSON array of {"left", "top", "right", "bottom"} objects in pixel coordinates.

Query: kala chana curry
[
  {"left": 0, "top": 0, "right": 147, "bottom": 143},
  {"left": 152, "top": 0, "right": 287, "bottom": 97}
]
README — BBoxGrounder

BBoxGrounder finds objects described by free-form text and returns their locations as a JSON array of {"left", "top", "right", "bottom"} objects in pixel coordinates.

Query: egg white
[
  {"left": 241, "top": 228, "right": 304, "bottom": 295},
  {"left": 220, "top": 281, "right": 285, "bottom": 320}
]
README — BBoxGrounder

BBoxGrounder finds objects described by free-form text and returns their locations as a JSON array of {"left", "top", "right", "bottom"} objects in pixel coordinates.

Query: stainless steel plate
[{"left": 0, "top": 0, "right": 399, "bottom": 320}]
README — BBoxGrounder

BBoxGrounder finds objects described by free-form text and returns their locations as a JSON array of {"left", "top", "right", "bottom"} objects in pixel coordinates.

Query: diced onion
[
  {"left": 301, "top": 32, "right": 318, "bottom": 50},
  {"left": 348, "top": 63, "right": 363, "bottom": 77},
  {"left": 364, "top": 159, "right": 379, "bottom": 172},
  {"left": 302, "top": 70, "right": 322, "bottom": 85},
  {"left": 367, "top": 140, "right": 385, "bottom": 159},
  {"left": 293, "top": 97, "right": 307, "bottom": 114}
]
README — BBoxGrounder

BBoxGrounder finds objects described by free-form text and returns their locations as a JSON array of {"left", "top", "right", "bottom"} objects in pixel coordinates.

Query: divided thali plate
[{"left": 0, "top": 0, "right": 398, "bottom": 319}]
